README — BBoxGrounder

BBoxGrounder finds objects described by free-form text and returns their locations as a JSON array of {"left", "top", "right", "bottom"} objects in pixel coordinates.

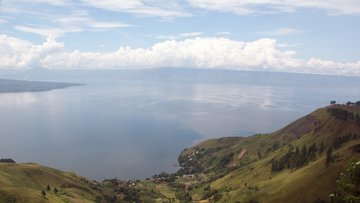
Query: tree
[
  {"left": 308, "top": 143, "right": 317, "bottom": 161},
  {"left": 326, "top": 147, "right": 333, "bottom": 167},
  {"left": 355, "top": 113, "right": 360, "bottom": 126},
  {"left": 41, "top": 190, "right": 46, "bottom": 197},
  {"left": 295, "top": 146, "right": 301, "bottom": 167},
  {"left": 46, "top": 185, "right": 51, "bottom": 191},
  {"left": 333, "top": 133, "right": 352, "bottom": 149},
  {"left": 330, "top": 100, "right": 336, "bottom": 105},
  {"left": 53, "top": 187, "right": 58, "bottom": 194},
  {"left": 319, "top": 142, "right": 324, "bottom": 155},
  {"left": 0, "top": 158, "right": 16, "bottom": 163},
  {"left": 327, "top": 108, "right": 352, "bottom": 120},
  {"left": 301, "top": 145, "right": 308, "bottom": 166}
]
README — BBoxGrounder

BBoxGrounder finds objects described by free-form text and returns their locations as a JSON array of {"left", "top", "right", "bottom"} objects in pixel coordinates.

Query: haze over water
[{"left": 0, "top": 74, "right": 359, "bottom": 180}]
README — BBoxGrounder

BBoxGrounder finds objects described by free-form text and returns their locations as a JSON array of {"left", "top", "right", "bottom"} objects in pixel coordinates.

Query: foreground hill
[
  {"left": 0, "top": 163, "right": 104, "bottom": 203},
  {"left": 1, "top": 104, "right": 360, "bottom": 202},
  {"left": 0, "top": 162, "right": 178, "bottom": 202}
]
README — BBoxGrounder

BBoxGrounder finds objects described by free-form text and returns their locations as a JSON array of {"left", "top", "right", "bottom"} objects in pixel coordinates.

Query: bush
[
  {"left": 333, "top": 134, "right": 352, "bottom": 149},
  {"left": 0, "top": 159, "right": 16, "bottom": 163},
  {"left": 330, "top": 158, "right": 360, "bottom": 202},
  {"left": 327, "top": 108, "right": 353, "bottom": 120}
]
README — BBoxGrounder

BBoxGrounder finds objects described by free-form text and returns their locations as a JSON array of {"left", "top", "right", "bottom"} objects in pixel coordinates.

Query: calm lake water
[{"left": 0, "top": 80, "right": 359, "bottom": 180}]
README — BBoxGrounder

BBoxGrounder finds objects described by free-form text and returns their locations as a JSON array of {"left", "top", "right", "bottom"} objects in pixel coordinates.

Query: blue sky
[{"left": 0, "top": 0, "right": 360, "bottom": 75}]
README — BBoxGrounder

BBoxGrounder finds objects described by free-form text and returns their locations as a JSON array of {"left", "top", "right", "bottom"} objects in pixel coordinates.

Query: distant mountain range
[
  {"left": 1, "top": 104, "right": 359, "bottom": 202},
  {"left": 1, "top": 67, "right": 360, "bottom": 87}
]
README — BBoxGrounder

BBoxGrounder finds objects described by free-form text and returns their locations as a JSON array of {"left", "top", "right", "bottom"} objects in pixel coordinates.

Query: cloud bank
[
  {"left": 0, "top": 34, "right": 359, "bottom": 76},
  {"left": 186, "top": 0, "right": 360, "bottom": 15}
]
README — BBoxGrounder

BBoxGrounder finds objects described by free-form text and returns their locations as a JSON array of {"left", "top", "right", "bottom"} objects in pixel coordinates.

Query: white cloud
[
  {"left": 258, "top": 28, "right": 304, "bottom": 36},
  {"left": 156, "top": 35, "right": 178, "bottom": 40},
  {"left": 186, "top": 0, "right": 360, "bottom": 15},
  {"left": 0, "top": 35, "right": 64, "bottom": 69},
  {"left": 216, "top": 31, "right": 232, "bottom": 36},
  {"left": 13, "top": 10, "right": 133, "bottom": 38},
  {"left": 80, "top": 0, "right": 190, "bottom": 18},
  {"left": 38, "top": 37, "right": 302, "bottom": 70},
  {"left": 24, "top": 0, "right": 71, "bottom": 6},
  {"left": 180, "top": 32, "right": 203, "bottom": 37},
  {"left": 0, "top": 34, "right": 359, "bottom": 76},
  {"left": 53, "top": 13, "right": 133, "bottom": 32},
  {"left": 156, "top": 32, "right": 203, "bottom": 40},
  {"left": 277, "top": 43, "right": 302, "bottom": 48},
  {"left": 14, "top": 25, "right": 82, "bottom": 38}
]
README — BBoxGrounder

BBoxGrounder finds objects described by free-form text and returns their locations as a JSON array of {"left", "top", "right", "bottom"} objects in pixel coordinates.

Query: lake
[{"left": 0, "top": 77, "right": 359, "bottom": 180}]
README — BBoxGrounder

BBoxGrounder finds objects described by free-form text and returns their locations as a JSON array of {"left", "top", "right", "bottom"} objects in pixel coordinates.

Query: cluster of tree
[
  {"left": 328, "top": 101, "right": 360, "bottom": 123},
  {"left": 351, "top": 144, "right": 360, "bottom": 153},
  {"left": 355, "top": 113, "right": 360, "bottom": 126},
  {"left": 202, "top": 185, "right": 222, "bottom": 201},
  {"left": 178, "top": 148, "right": 207, "bottom": 175},
  {"left": 117, "top": 187, "right": 141, "bottom": 202},
  {"left": 331, "top": 100, "right": 360, "bottom": 106},
  {"left": 327, "top": 108, "right": 353, "bottom": 120},
  {"left": 346, "top": 101, "right": 360, "bottom": 106},
  {"left": 329, "top": 158, "right": 360, "bottom": 202},
  {"left": 326, "top": 147, "right": 333, "bottom": 167},
  {"left": 177, "top": 159, "right": 204, "bottom": 175},
  {"left": 0, "top": 158, "right": 15, "bottom": 163},
  {"left": 271, "top": 143, "right": 321, "bottom": 172},
  {"left": 41, "top": 185, "right": 58, "bottom": 197},
  {"left": 265, "top": 141, "right": 282, "bottom": 155},
  {"left": 152, "top": 172, "right": 176, "bottom": 183},
  {"left": 175, "top": 191, "right": 192, "bottom": 202},
  {"left": 333, "top": 133, "right": 353, "bottom": 149},
  {"left": 219, "top": 152, "right": 234, "bottom": 168},
  {"left": 98, "top": 194, "right": 119, "bottom": 203},
  {"left": 173, "top": 183, "right": 191, "bottom": 202}
]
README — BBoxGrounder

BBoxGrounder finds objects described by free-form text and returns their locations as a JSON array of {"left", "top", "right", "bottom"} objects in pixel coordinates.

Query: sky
[{"left": 0, "top": 0, "right": 360, "bottom": 76}]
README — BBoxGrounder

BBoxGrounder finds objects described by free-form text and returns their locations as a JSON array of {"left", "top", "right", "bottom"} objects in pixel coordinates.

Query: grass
[
  {"left": 178, "top": 105, "right": 360, "bottom": 202},
  {"left": 0, "top": 163, "right": 100, "bottom": 203}
]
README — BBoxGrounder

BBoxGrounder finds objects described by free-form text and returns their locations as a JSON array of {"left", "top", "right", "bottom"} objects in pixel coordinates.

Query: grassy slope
[
  {"left": 0, "top": 163, "right": 177, "bottom": 203},
  {"left": 0, "top": 163, "right": 101, "bottom": 203},
  {"left": 210, "top": 140, "right": 360, "bottom": 203},
  {"left": 179, "top": 105, "right": 360, "bottom": 202}
]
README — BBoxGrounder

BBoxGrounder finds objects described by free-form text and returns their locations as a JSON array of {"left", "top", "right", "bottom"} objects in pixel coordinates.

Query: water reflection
[
  {"left": 0, "top": 92, "right": 38, "bottom": 105},
  {"left": 0, "top": 82, "right": 359, "bottom": 180}
]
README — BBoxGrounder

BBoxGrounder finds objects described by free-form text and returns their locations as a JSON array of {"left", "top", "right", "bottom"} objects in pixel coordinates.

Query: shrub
[
  {"left": 0, "top": 159, "right": 16, "bottom": 163},
  {"left": 330, "top": 158, "right": 360, "bottom": 202}
]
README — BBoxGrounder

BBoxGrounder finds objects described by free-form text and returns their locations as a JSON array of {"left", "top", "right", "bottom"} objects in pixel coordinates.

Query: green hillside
[
  {"left": 0, "top": 162, "right": 176, "bottom": 202},
  {"left": 176, "top": 104, "right": 360, "bottom": 202},
  {"left": 1, "top": 104, "right": 360, "bottom": 202},
  {"left": 0, "top": 162, "right": 103, "bottom": 203}
]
